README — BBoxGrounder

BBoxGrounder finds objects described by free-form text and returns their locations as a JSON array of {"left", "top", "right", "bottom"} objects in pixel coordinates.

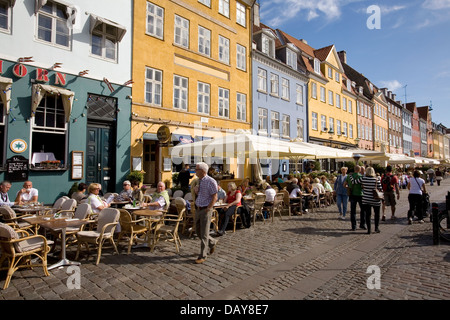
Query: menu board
[
  {"left": 71, "top": 151, "right": 84, "bottom": 179},
  {"left": 6, "top": 156, "right": 29, "bottom": 182}
]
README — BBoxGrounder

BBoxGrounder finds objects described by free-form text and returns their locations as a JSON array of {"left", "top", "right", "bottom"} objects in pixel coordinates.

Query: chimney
[
  {"left": 338, "top": 50, "right": 347, "bottom": 63},
  {"left": 392, "top": 94, "right": 396, "bottom": 101},
  {"left": 387, "top": 91, "right": 392, "bottom": 99},
  {"left": 300, "top": 39, "right": 308, "bottom": 45},
  {"left": 253, "top": 2, "right": 260, "bottom": 27}
]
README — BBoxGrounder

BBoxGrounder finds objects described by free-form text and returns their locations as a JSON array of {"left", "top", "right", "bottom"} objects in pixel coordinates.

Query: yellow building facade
[
  {"left": 131, "top": 0, "right": 253, "bottom": 186},
  {"left": 308, "top": 45, "right": 357, "bottom": 149}
]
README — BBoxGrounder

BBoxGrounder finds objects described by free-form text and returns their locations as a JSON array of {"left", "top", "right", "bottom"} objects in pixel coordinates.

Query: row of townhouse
[{"left": 0, "top": 0, "right": 449, "bottom": 203}]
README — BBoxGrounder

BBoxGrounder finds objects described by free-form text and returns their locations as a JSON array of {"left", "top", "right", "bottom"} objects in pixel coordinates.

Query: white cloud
[
  {"left": 379, "top": 80, "right": 403, "bottom": 92},
  {"left": 422, "top": 0, "right": 450, "bottom": 10},
  {"left": 380, "top": 5, "right": 407, "bottom": 14}
]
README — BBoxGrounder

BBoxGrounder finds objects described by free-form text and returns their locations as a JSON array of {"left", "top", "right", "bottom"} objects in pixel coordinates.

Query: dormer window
[
  {"left": 261, "top": 32, "right": 275, "bottom": 58},
  {"left": 359, "top": 86, "right": 363, "bottom": 94},
  {"left": 286, "top": 48, "right": 297, "bottom": 70},
  {"left": 346, "top": 78, "right": 351, "bottom": 91},
  {"left": 314, "top": 58, "right": 320, "bottom": 74},
  {"left": 369, "top": 83, "right": 373, "bottom": 92}
]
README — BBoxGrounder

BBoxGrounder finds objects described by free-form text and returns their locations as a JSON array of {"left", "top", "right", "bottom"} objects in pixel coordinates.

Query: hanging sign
[{"left": 10, "top": 138, "right": 27, "bottom": 153}]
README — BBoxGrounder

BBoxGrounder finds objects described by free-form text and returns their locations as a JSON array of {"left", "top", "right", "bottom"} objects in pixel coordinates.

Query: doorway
[{"left": 143, "top": 140, "right": 160, "bottom": 186}]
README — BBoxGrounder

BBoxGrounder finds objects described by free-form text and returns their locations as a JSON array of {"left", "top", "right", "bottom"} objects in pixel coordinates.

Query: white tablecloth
[{"left": 31, "top": 152, "right": 56, "bottom": 165}]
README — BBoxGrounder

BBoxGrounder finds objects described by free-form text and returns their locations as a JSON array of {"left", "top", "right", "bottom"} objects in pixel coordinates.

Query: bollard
[{"left": 432, "top": 202, "right": 439, "bottom": 245}]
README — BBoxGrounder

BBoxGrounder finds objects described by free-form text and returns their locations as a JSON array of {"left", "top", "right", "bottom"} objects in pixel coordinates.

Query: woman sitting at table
[
  {"left": 263, "top": 182, "right": 276, "bottom": 207},
  {"left": 87, "top": 183, "right": 109, "bottom": 215},
  {"left": 71, "top": 182, "right": 87, "bottom": 204},
  {"left": 216, "top": 182, "right": 242, "bottom": 236},
  {"left": 238, "top": 178, "right": 252, "bottom": 195}
]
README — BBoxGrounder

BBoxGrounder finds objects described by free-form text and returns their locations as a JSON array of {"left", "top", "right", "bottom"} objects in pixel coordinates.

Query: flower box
[{"left": 40, "top": 160, "right": 61, "bottom": 169}]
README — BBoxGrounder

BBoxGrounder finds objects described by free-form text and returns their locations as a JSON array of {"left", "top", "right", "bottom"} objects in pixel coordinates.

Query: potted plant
[{"left": 127, "top": 170, "right": 144, "bottom": 184}]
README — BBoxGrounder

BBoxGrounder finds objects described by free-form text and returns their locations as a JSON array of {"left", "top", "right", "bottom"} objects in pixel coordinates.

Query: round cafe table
[{"left": 131, "top": 210, "right": 164, "bottom": 249}]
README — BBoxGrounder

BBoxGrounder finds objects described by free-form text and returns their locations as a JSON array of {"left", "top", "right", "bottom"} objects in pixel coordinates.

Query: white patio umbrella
[
  {"left": 343, "top": 149, "right": 390, "bottom": 161},
  {"left": 290, "top": 141, "right": 355, "bottom": 159},
  {"left": 385, "top": 153, "right": 417, "bottom": 165}
]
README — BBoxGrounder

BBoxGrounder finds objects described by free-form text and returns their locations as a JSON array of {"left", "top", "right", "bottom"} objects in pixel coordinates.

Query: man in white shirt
[{"left": 15, "top": 180, "right": 39, "bottom": 204}]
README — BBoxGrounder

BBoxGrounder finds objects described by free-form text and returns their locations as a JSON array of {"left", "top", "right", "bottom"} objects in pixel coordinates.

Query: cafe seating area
[{"left": 0, "top": 179, "right": 339, "bottom": 289}]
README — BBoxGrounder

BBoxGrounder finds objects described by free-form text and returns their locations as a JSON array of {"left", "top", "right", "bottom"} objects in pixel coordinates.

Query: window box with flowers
[{"left": 40, "top": 160, "right": 61, "bottom": 169}]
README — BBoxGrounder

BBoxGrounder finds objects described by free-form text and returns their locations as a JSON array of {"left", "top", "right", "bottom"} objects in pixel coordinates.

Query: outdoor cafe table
[
  {"left": 22, "top": 215, "right": 92, "bottom": 270},
  {"left": 13, "top": 205, "right": 48, "bottom": 216},
  {"left": 130, "top": 209, "right": 164, "bottom": 249}
]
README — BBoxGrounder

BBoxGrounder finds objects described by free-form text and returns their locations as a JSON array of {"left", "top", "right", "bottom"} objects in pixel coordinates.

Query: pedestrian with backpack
[
  {"left": 407, "top": 170, "right": 427, "bottom": 224},
  {"left": 381, "top": 166, "right": 400, "bottom": 221},
  {"left": 345, "top": 165, "right": 366, "bottom": 231}
]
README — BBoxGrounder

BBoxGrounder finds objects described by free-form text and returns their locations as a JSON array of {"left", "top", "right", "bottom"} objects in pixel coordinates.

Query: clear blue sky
[{"left": 259, "top": 0, "right": 450, "bottom": 128}]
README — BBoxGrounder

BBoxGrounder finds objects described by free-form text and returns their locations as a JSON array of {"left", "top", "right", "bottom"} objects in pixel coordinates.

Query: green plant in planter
[{"left": 127, "top": 171, "right": 144, "bottom": 183}]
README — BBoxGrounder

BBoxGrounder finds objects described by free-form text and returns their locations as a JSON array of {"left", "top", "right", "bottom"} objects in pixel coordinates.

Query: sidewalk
[{"left": 1, "top": 178, "right": 449, "bottom": 301}]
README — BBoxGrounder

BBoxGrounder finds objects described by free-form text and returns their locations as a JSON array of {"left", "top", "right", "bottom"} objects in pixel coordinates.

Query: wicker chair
[
  {"left": 266, "top": 193, "right": 285, "bottom": 222},
  {"left": 43, "top": 197, "right": 67, "bottom": 215},
  {"left": 75, "top": 208, "right": 120, "bottom": 265},
  {"left": 0, "top": 206, "right": 36, "bottom": 234},
  {"left": 117, "top": 209, "right": 149, "bottom": 254},
  {"left": 0, "top": 223, "right": 52, "bottom": 289},
  {"left": 252, "top": 194, "right": 267, "bottom": 224},
  {"left": 231, "top": 205, "right": 243, "bottom": 233},
  {"left": 151, "top": 197, "right": 185, "bottom": 253}
]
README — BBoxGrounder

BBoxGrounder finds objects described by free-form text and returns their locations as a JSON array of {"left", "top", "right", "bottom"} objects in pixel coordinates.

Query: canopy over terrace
[
  {"left": 290, "top": 141, "right": 355, "bottom": 159},
  {"left": 170, "top": 131, "right": 316, "bottom": 163},
  {"left": 413, "top": 156, "right": 440, "bottom": 165}
]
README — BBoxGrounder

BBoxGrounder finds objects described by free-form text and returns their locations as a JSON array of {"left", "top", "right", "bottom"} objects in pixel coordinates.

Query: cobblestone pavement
[{"left": 1, "top": 179, "right": 449, "bottom": 302}]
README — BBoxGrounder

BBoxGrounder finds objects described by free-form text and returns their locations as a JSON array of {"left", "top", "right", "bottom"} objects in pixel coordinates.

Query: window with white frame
[
  {"left": 236, "top": 2, "right": 246, "bottom": 27},
  {"left": 335, "top": 93, "right": 340, "bottom": 108},
  {"left": 346, "top": 78, "right": 351, "bottom": 91},
  {"left": 349, "top": 124, "right": 353, "bottom": 138},
  {"left": 173, "top": 75, "right": 188, "bottom": 110},
  {"left": 91, "top": 21, "right": 121, "bottom": 62},
  {"left": 198, "top": 0, "right": 211, "bottom": 7},
  {"left": 336, "top": 120, "right": 341, "bottom": 135},
  {"left": 282, "top": 114, "right": 290, "bottom": 137},
  {"left": 342, "top": 97, "right": 347, "bottom": 111},
  {"left": 36, "top": 1, "right": 71, "bottom": 48},
  {"left": 328, "top": 67, "right": 333, "bottom": 78},
  {"left": 328, "top": 90, "right": 334, "bottom": 106},
  {"left": 198, "top": 26, "right": 211, "bottom": 56},
  {"left": 174, "top": 15, "right": 189, "bottom": 48},
  {"left": 321, "top": 115, "right": 326, "bottom": 131},
  {"left": 270, "top": 74, "right": 279, "bottom": 96},
  {"left": 296, "top": 84, "right": 303, "bottom": 105},
  {"left": 271, "top": 111, "right": 280, "bottom": 136},
  {"left": 0, "top": 99, "right": 5, "bottom": 164},
  {"left": 218, "top": 87, "right": 229, "bottom": 118},
  {"left": 197, "top": 82, "right": 210, "bottom": 114},
  {"left": 314, "top": 59, "right": 320, "bottom": 74},
  {"left": 286, "top": 49, "right": 297, "bottom": 70},
  {"left": 357, "top": 123, "right": 361, "bottom": 139},
  {"left": 348, "top": 100, "right": 352, "bottom": 113},
  {"left": 329, "top": 117, "right": 334, "bottom": 133},
  {"left": 258, "top": 108, "right": 268, "bottom": 133},
  {"left": 218, "top": 35, "right": 230, "bottom": 64},
  {"left": 147, "top": 2, "right": 164, "bottom": 39},
  {"left": 145, "top": 67, "right": 162, "bottom": 106},
  {"left": 335, "top": 72, "right": 340, "bottom": 82},
  {"left": 257, "top": 68, "right": 267, "bottom": 92},
  {"left": 32, "top": 93, "right": 67, "bottom": 165},
  {"left": 281, "top": 78, "right": 289, "bottom": 100},
  {"left": 236, "top": 92, "right": 246, "bottom": 121},
  {"left": 343, "top": 122, "right": 348, "bottom": 137},
  {"left": 320, "top": 86, "right": 326, "bottom": 102},
  {"left": 311, "top": 82, "right": 317, "bottom": 99},
  {"left": 236, "top": 44, "right": 246, "bottom": 71},
  {"left": 218, "top": 0, "right": 229, "bottom": 17},
  {"left": 261, "top": 33, "right": 274, "bottom": 58},
  {"left": 312, "top": 112, "right": 318, "bottom": 130},
  {"left": 0, "top": 1, "right": 11, "bottom": 33},
  {"left": 297, "top": 118, "right": 304, "bottom": 140},
  {"left": 357, "top": 101, "right": 360, "bottom": 115}
]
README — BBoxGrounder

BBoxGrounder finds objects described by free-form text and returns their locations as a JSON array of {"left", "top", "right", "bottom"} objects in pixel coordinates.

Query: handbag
[{"left": 373, "top": 189, "right": 384, "bottom": 200}]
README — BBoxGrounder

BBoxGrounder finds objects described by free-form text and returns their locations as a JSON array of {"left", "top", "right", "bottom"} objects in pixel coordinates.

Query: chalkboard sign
[{"left": 6, "top": 155, "right": 29, "bottom": 182}]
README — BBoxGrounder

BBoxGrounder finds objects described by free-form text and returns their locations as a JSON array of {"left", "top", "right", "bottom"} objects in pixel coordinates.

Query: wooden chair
[
  {"left": 151, "top": 197, "right": 185, "bottom": 253},
  {"left": 117, "top": 209, "right": 149, "bottom": 254},
  {"left": 75, "top": 208, "right": 120, "bottom": 265},
  {"left": 0, "top": 223, "right": 53, "bottom": 289},
  {"left": 267, "top": 193, "right": 284, "bottom": 222},
  {"left": 252, "top": 194, "right": 267, "bottom": 224},
  {"left": 0, "top": 206, "right": 36, "bottom": 234}
]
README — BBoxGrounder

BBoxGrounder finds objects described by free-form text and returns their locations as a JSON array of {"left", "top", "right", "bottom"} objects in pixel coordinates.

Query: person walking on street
[
  {"left": 334, "top": 167, "right": 349, "bottom": 220},
  {"left": 381, "top": 165, "right": 400, "bottom": 221},
  {"left": 178, "top": 164, "right": 193, "bottom": 191},
  {"left": 349, "top": 167, "right": 382, "bottom": 234},
  {"left": 345, "top": 165, "right": 366, "bottom": 231},
  {"left": 407, "top": 170, "right": 427, "bottom": 224},
  {"left": 427, "top": 168, "right": 435, "bottom": 186},
  {"left": 435, "top": 168, "right": 443, "bottom": 186},
  {"left": 193, "top": 162, "right": 218, "bottom": 264}
]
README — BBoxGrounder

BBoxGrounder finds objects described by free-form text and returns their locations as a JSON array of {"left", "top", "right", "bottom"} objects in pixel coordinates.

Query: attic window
[
  {"left": 359, "top": 86, "right": 363, "bottom": 94},
  {"left": 314, "top": 59, "right": 320, "bottom": 74},
  {"left": 286, "top": 48, "right": 297, "bottom": 70},
  {"left": 261, "top": 33, "right": 274, "bottom": 58}
]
